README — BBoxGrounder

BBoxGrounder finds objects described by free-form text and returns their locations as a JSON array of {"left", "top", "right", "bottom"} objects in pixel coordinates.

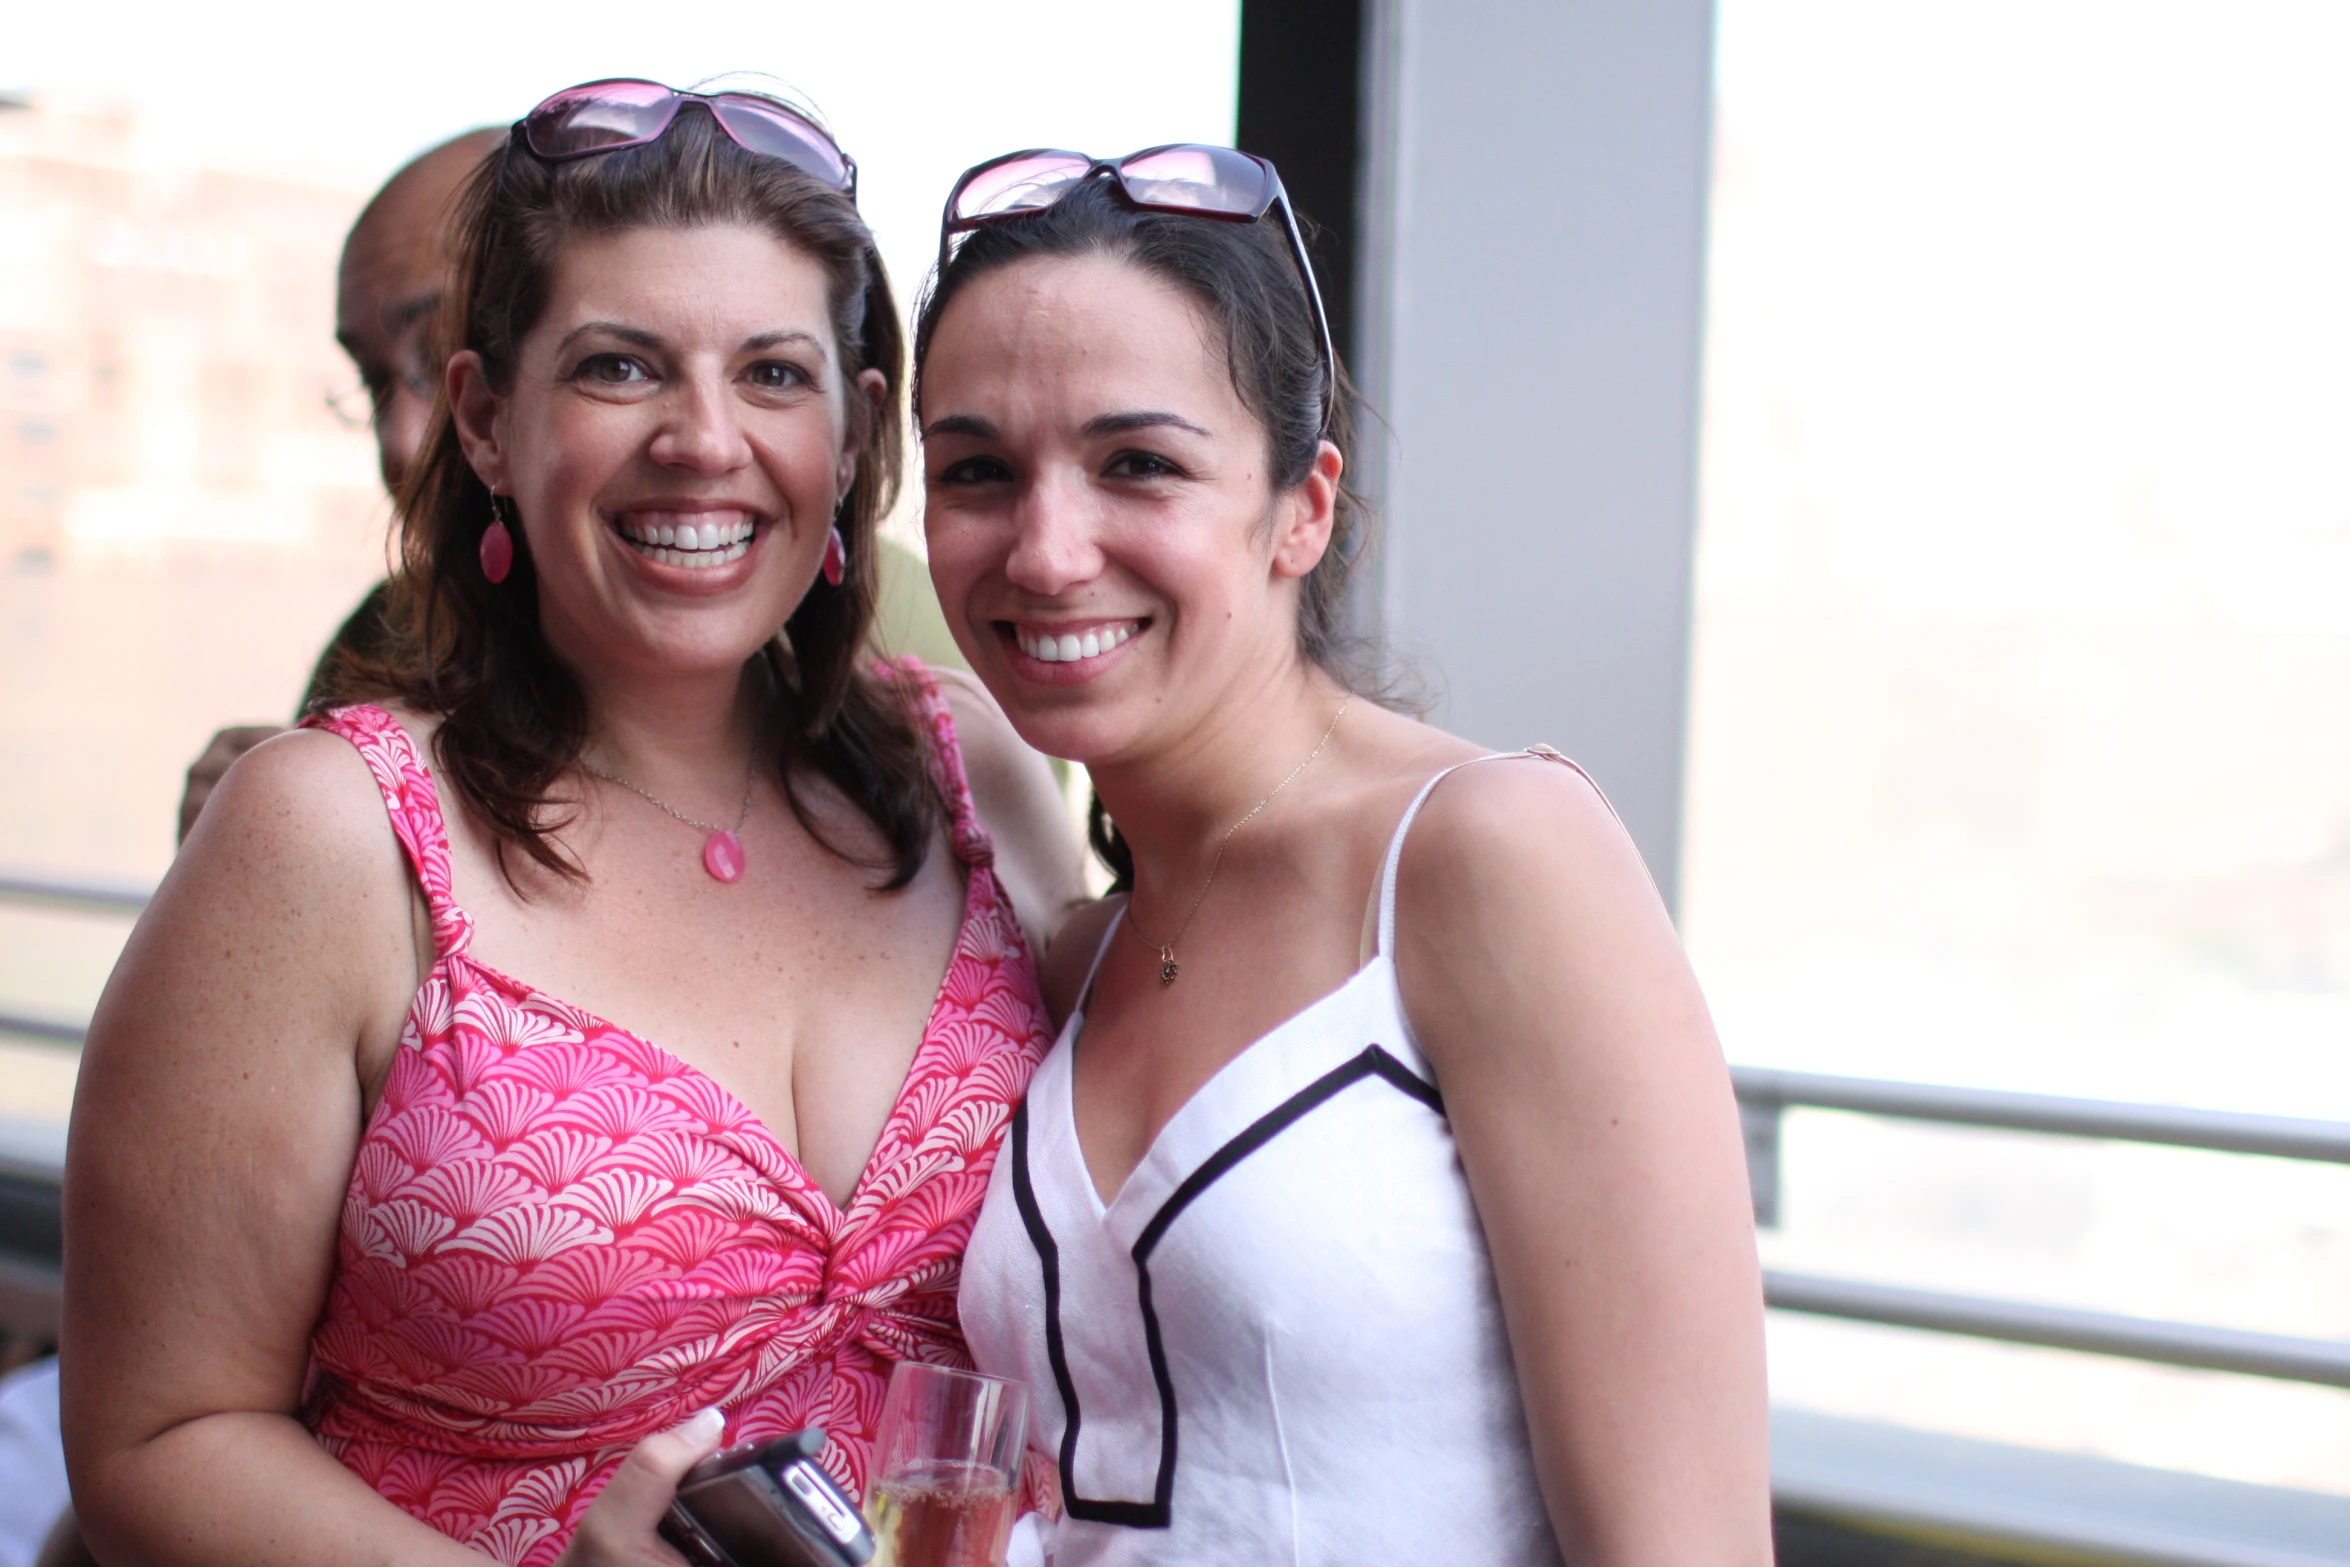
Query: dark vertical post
[{"left": 1236, "top": 0, "right": 1365, "bottom": 368}]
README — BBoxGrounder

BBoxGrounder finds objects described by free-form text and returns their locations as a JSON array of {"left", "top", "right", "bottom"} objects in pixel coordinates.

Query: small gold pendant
[{"left": 1158, "top": 949, "right": 1180, "bottom": 986}]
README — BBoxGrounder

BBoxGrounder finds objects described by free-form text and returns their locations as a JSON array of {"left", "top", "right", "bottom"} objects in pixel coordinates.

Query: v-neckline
[
  {"left": 415, "top": 848, "right": 985, "bottom": 1229},
  {"left": 1059, "top": 921, "right": 1393, "bottom": 1216}
]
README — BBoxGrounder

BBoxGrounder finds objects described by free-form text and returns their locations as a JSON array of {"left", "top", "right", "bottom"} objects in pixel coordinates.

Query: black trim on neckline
[{"left": 1013, "top": 1045, "right": 1442, "bottom": 1529}]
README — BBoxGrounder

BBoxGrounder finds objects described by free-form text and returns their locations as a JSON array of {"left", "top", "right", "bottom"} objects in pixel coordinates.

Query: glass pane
[{"left": 1690, "top": 0, "right": 2350, "bottom": 1493}]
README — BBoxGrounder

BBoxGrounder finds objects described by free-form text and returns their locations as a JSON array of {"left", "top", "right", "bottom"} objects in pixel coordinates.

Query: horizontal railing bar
[
  {"left": 0, "top": 1011, "right": 85, "bottom": 1047},
  {"left": 1766, "top": 1270, "right": 2350, "bottom": 1389},
  {"left": 1734, "top": 1066, "right": 2350, "bottom": 1165},
  {"left": 0, "top": 872, "right": 152, "bottom": 915}
]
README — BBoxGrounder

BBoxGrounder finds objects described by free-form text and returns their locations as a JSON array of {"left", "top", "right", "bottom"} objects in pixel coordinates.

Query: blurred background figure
[{"left": 171, "top": 127, "right": 496, "bottom": 841}]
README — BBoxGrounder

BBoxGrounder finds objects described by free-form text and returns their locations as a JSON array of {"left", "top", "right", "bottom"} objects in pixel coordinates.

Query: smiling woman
[
  {"left": 914, "top": 167, "right": 1770, "bottom": 1566},
  {"left": 58, "top": 83, "right": 1082, "bottom": 1567}
]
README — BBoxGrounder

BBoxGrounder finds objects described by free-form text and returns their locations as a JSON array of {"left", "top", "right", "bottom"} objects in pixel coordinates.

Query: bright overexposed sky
[{"left": 6, "top": 0, "right": 1241, "bottom": 326}]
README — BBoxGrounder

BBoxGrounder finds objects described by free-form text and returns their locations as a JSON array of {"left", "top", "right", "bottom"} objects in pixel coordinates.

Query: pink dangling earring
[
  {"left": 479, "top": 494, "right": 515, "bottom": 585},
  {"left": 822, "top": 527, "right": 846, "bottom": 587}
]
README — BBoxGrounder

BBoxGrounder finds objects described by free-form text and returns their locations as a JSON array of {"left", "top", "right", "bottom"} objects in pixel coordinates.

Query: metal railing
[
  {"left": 0, "top": 871, "right": 154, "bottom": 916},
  {"left": 0, "top": 870, "right": 151, "bottom": 1050},
  {"left": 12, "top": 871, "right": 2350, "bottom": 1397},
  {"left": 1737, "top": 1065, "right": 2350, "bottom": 1392}
]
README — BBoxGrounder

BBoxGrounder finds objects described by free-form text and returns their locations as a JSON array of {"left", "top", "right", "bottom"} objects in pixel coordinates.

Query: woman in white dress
[{"left": 912, "top": 145, "right": 1771, "bottom": 1565}]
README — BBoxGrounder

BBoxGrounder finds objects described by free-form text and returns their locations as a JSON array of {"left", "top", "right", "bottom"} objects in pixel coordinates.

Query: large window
[{"left": 1687, "top": 0, "right": 2350, "bottom": 1490}]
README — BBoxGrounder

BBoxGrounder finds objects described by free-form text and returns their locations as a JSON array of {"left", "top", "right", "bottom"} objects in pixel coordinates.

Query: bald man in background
[{"left": 175, "top": 126, "right": 967, "bottom": 840}]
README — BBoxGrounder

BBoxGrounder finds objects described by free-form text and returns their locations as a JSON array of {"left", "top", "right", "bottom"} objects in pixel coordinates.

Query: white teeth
[
  {"left": 1017, "top": 623, "right": 1136, "bottom": 662},
  {"left": 619, "top": 514, "right": 759, "bottom": 564}
]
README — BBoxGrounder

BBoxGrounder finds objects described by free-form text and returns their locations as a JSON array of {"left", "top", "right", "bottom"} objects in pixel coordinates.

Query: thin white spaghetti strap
[
  {"left": 1373, "top": 761, "right": 1483, "bottom": 961},
  {"left": 1374, "top": 746, "right": 1616, "bottom": 959},
  {"left": 1073, "top": 900, "right": 1127, "bottom": 1014}
]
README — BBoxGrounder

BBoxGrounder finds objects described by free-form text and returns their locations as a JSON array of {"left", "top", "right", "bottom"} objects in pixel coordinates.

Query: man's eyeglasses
[
  {"left": 939, "top": 144, "right": 1335, "bottom": 432},
  {"left": 324, "top": 366, "right": 433, "bottom": 431},
  {"left": 517, "top": 79, "right": 856, "bottom": 199}
]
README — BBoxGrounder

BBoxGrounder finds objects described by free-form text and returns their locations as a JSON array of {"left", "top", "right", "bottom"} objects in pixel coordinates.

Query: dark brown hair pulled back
[
  {"left": 910, "top": 172, "right": 1377, "bottom": 890},
  {"left": 335, "top": 102, "right": 936, "bottom": 889}
]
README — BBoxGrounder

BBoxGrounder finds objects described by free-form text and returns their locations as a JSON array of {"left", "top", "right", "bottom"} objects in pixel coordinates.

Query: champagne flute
[{"left": 865, "top": 1363, "right": 1029, "bottom": 1567}]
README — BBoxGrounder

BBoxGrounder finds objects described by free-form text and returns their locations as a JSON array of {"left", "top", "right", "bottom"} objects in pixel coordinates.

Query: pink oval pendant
[{"left": 702, "top": 829, "right": 745, "bottom": 883}]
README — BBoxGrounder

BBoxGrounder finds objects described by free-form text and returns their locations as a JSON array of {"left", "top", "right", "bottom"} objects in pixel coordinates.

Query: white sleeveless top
[{"left": 960, "top": 752, "right": 1576, "bottom": 1567}]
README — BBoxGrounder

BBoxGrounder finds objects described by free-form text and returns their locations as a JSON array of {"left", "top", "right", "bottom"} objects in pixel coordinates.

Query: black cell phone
[{"left": 659, "top": 1427, "right": 877, "bottom": 1567}]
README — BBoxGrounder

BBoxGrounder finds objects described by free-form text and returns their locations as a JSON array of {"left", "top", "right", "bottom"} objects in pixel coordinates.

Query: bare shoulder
[
  {"left": 929, "top": 666, "right": 1024, "bottom": 778},
  {"left": 179, "top": 724, "right": 403, "bottom": 886},
  {"left": 1388, "top": 747, "right": 1693, "bottom": 1081},
  {"left": 929, "top": 666, "right": 1053, "bottom": 823},
  {"left": 927, "top": 665, "right": 1089, "bottom": 949},
  {"left": 80, "top": 721, "right": 420, "bottom": 1109},
  {"left": 1038, "top": 894, "right": 1124, "bottom": 1027},
  {"left": 1396, "top": 749, "right": 1659, "bottom": 924}
]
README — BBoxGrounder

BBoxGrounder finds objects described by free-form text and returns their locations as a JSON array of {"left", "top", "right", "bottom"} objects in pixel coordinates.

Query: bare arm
[
  {"left": 935, "top": 668, "right": 1088, "bottom": 955},
  {"left": 76, "top": 733, "right": 725, "bottom": 1567},
  {"left": 1394, "top": 759, "right": 1771, "bottom": 1566},
  {"left": 63, "top": 731, "right": 486, "bottom": 1567}
]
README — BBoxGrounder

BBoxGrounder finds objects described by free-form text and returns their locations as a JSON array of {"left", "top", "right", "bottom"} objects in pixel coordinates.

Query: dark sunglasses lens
[
  {"left": 709, "top": 99, "right": 853, "bottom": 188},
  {"left": 1116, "top": 145, "right": 1268, "bottom": 215},
  {"left": 952, "top": 153, "right": 1096, "bottom": 222},
  {"left": 525, "top": 81, "right": 676, "bottom": 157}
]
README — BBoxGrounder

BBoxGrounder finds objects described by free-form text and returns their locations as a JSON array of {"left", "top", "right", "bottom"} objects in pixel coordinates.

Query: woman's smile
[
  {"left": 610, "top": 504, "right": 762, "bottom": 570},
  {"left": 614, "top": 509, "right": 757, "bottom": 564},
  {"left": 1005, "top": 615, "right": 1148, "bottom": 674}
]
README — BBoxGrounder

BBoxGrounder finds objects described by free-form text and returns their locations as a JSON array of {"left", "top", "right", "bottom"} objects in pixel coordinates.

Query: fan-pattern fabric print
[{"left": 297, "top": 667, "right": 1051, "bottom": 1567}]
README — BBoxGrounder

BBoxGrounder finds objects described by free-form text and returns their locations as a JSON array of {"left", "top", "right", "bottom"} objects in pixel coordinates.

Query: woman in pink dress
[{"left": 62, "top": 82, "right": 1080, "bottom": 1567}]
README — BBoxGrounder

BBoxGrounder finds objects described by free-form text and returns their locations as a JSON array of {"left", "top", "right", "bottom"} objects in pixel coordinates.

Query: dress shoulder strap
[
  {"left": 300, "top": 703, "right": 473, "bottom": 959},
  {"left": 1071, "top": 900, "right": 1126, "bottom": 1015},
  {"left": 883, "top": 657, "right": 996, "bottom": 871},
  {"left": 1374, "top": 744, "right": 1613, "bottom": 959}
]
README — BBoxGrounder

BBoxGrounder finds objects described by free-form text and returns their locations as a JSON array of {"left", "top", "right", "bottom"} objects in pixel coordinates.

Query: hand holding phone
[
  {"left": 661, "top": 1428, "right": 876, "bottom": 1567},
  {"left": 554, "top": 1407, "right": 731, "bottom": 1567}
]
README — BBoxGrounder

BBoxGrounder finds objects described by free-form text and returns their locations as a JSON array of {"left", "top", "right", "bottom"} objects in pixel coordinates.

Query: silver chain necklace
[{"left": 579, "top": 758, "right": 757, "bottom": 884}]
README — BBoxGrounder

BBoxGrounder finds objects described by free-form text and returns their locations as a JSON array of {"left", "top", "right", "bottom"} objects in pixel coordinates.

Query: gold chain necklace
[{"left": 1126, "top": 695, "right": 1350, "bottom": 987}]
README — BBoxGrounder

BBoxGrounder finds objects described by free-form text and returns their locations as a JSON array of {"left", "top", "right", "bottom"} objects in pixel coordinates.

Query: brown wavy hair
[{"left": 325, "top": 100, "right": 936, "bottom": 889}]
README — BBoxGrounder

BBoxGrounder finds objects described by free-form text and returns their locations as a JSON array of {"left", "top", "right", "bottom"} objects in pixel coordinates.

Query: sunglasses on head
[
  {"left": 940, "top": 144, "right": 1336, "bottom": 433},
  {"left": 517, "top": 78, "right": 856, "bottom": 198}
]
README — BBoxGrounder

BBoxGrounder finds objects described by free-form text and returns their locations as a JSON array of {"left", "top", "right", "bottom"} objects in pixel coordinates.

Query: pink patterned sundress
[{"left": 298, "top": 666, "right": 1053, "bottom": 1567}]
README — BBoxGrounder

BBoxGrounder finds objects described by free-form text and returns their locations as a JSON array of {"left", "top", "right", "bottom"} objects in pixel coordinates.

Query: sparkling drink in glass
[{"left": 865, "top": 1362, "right": 1029, "bottom": 1567}]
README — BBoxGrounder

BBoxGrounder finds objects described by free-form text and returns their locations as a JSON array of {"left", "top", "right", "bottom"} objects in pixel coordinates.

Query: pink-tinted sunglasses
[
  {"left": 518, "top": 79, "right": 856, "bottom": 198},
  {"left": 940, "top": 144, "right": 1335, "bottom": 431}
]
